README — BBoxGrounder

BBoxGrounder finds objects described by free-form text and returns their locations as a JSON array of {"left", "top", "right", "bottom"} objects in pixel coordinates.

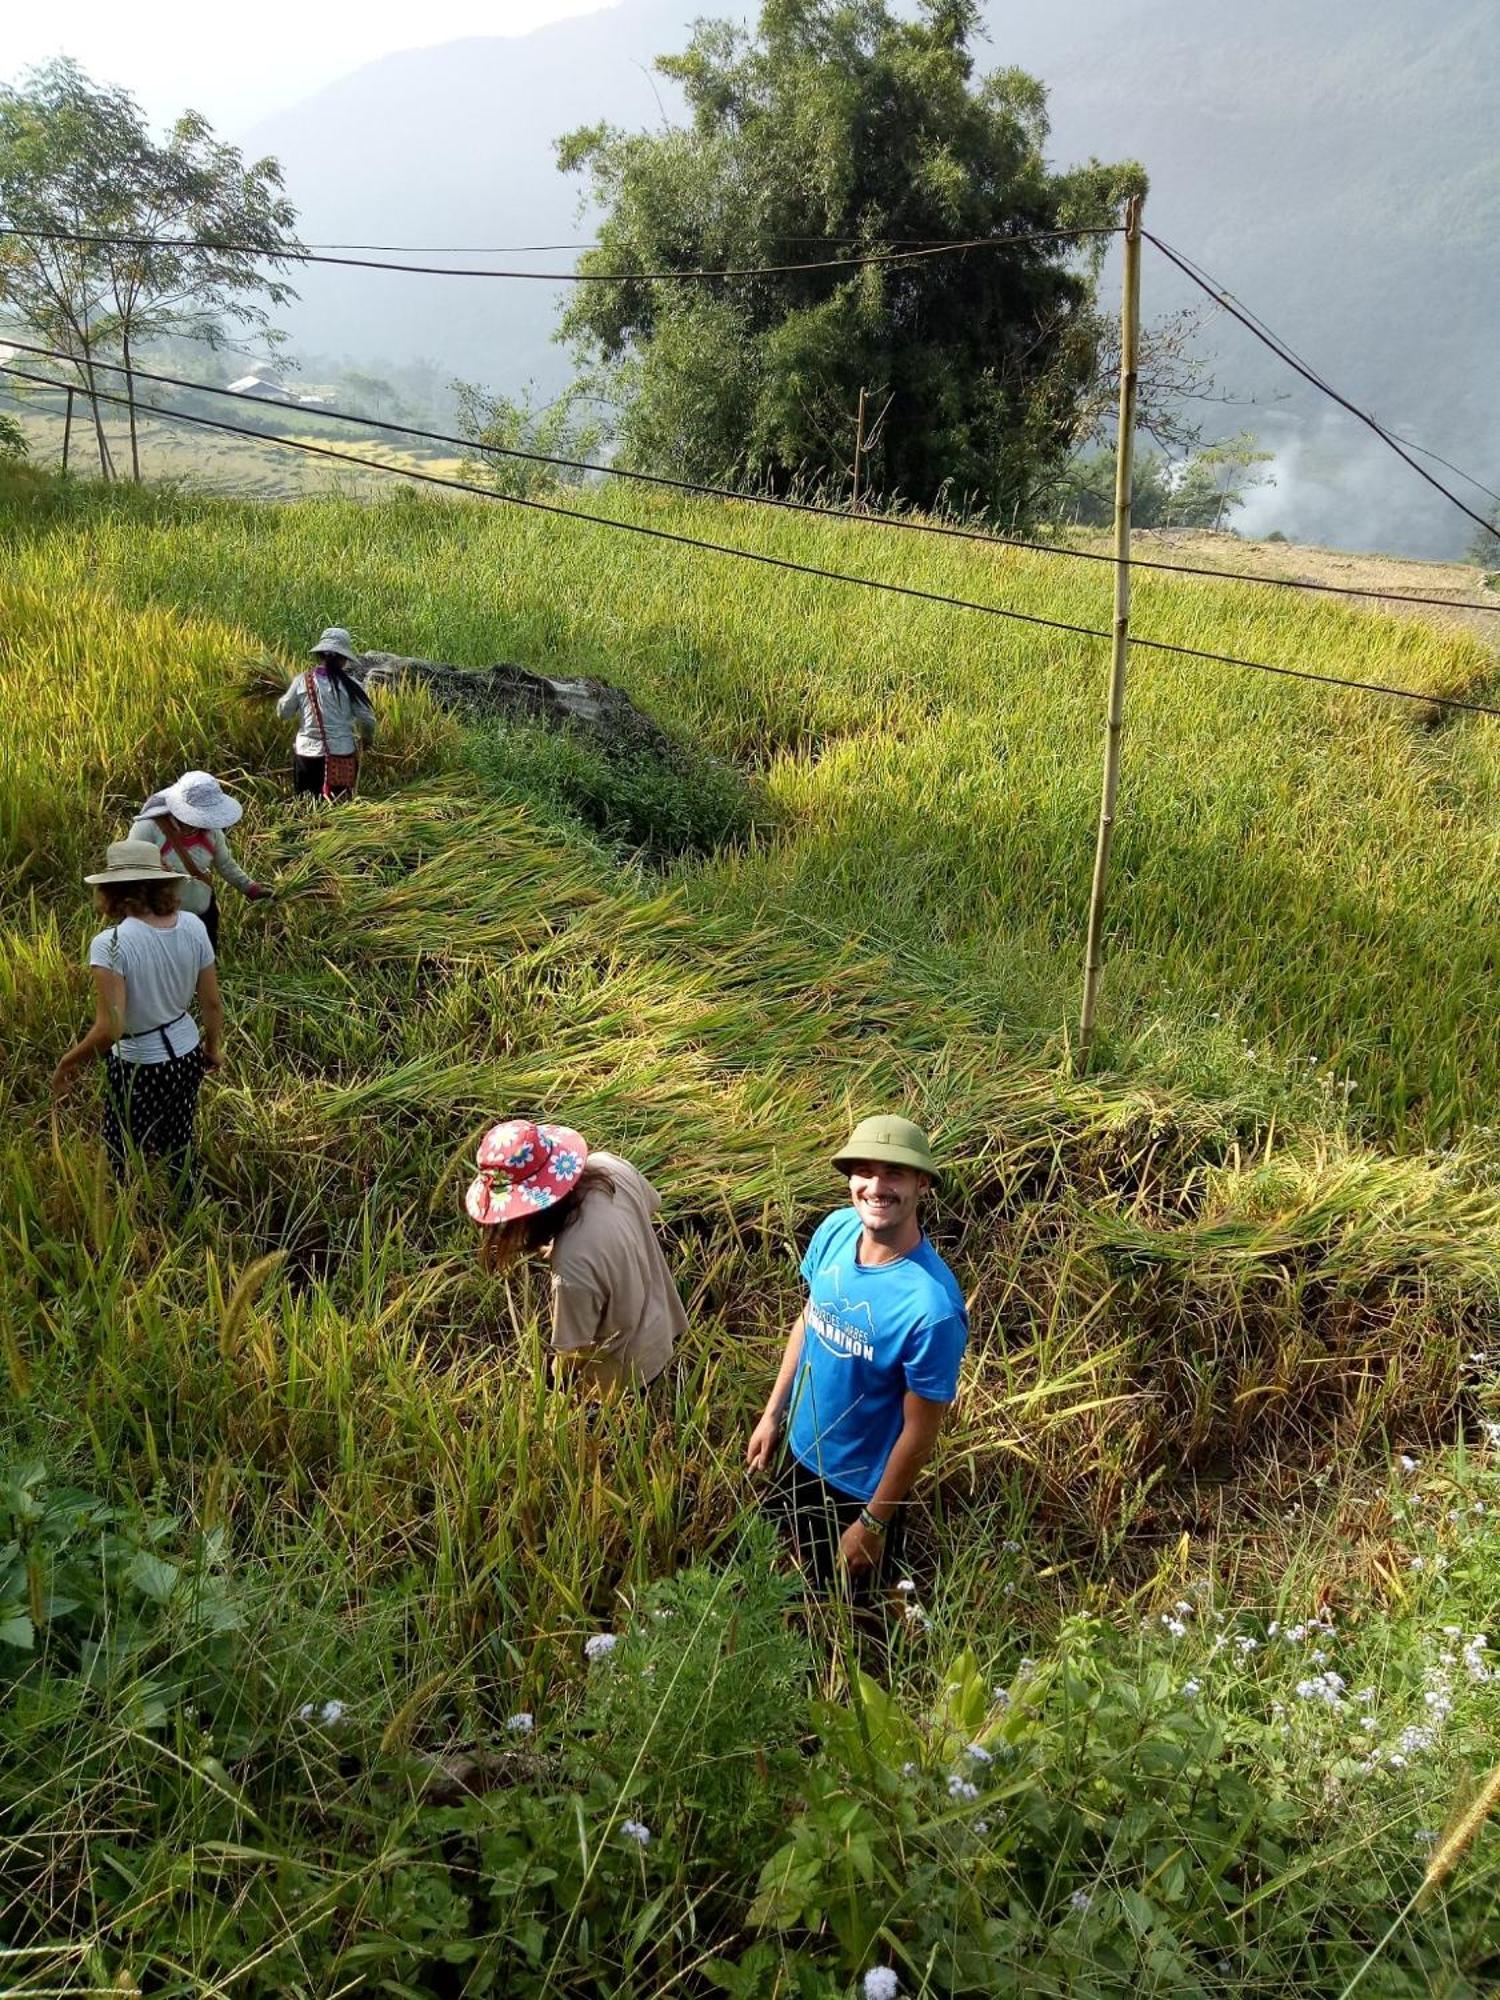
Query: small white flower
[
  {"left": 1069, "top": 1888, "right": 1094, "bottom": 1915},
  {"left": 863, "top": 1970, "right": 900, "bottom": 2000},
  {"left": 975, "top": 1819, "right": 990, "bottom": 1834},
  {"left": 947, "top": 1774, "right": 980, "bottom": 1803},
  {"left": 1360, "top": 1716, "right": 1378, "bottom": 1731},
  {"left": 319, "top": 1700, "right": 344, "bottom": 1726},
  {"left": 1182, "top": 1679, "right": 1201, "bottom": 1699},
  {"left": 585, "top": 1633, "right": 619, "bottom": 1663},
  {"left": 966, "top": 1742, "right": 994, "bottom": 1765},
  {"left": 900, "top": 1760, "right": 920, "bottom": 1779},
  {"left": 1162, "top": 1616, "right": 1188, "bottom": 1640},
  {"left": 506, "top": 1712, "right": 534, "bottom": 1734},
  {"left": 1398, "top": 1454, "right": 1419, "bottom": 1473},
  {"left": 620, "top": 1818, "right": 651, "bottom": 1846},
  {"left": 1414, "top": 1828, "right": 1437, "bottom": 1849},
  {"left": 894, "top": 1578, "right": 917, "bottom": 1596},
  {"left": 1001, "top": 1540, "right": 1022, "bottom": 1555},
  {"left": 1234, "top": 1636, "right": 1259, "bottom": 1656},
  {"left": 1409, "top": 1557, "right": 1425, "bottom": 1573}
]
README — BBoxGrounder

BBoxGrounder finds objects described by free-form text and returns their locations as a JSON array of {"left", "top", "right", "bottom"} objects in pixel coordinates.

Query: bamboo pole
[
  {"left": 851, "top": 385, "right": 868, "bottom": 513},
  {"left": 1078, "top": 192, "right": 1144, "bottom": 1068},
  {"left": 61, "top": 387, "right": 74, "bottom": 474}
]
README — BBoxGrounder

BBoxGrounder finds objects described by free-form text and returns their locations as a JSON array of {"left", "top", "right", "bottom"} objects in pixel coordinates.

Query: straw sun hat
[
  {"left": 138, "top": 770, "right": 243, "bottom": 830},
  {"left": 84, "top": 839, "right": 179, "bottom": 886},
  {"left": 465, "top": 1118, "right": 590, "bottom": 1227},
  {"left": 311, "top": 626, "right": 361, "bottom": 662}
]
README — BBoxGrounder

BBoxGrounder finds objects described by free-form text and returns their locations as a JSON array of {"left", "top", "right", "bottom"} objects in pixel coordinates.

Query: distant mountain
[{"left": 243, "top": 0, "right": 1498, "bottom": 556}]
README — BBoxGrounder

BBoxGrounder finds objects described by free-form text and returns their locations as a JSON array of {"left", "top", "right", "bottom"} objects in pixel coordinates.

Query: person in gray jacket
[
  {"left": 277, "top": 626, "right": 377, "bottom": 800},
  {"left": 129, "top": 770, "right": 271, "bottom": 953}
]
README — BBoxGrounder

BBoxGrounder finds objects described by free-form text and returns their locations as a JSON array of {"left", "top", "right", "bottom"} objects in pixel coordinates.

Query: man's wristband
[{"left": 857, "top": 1507, "right": 887, "bottom": 1537}]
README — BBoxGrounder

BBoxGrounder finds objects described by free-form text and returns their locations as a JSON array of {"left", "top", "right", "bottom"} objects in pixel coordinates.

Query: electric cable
[
  {"left": 9, "top": 339, "right": 1498, "bottom": 620},
  {"left": 1151, "top": 235, "right": 1500, "bottom": 510},
  {"left": 7, "top": 359, "right": 1497, "bottom": 723},
  {"left": 1146, "top": 231, "right": 1497, "bottom": 539},
  {"left": 0, "top": 221, "right": 1117, "bottom": 283}
]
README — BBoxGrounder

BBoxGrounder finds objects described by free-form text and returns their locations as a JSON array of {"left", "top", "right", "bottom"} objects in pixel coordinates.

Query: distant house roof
[{"left": 226, "top": 374, "right": 292, "bottom": 399}]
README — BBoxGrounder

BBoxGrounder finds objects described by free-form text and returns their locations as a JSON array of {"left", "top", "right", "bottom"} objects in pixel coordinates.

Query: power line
[
  {"left": 1151, "top": 236, "right": 1500, "bottom": 512},
  {"left": 0, "top": 222, "right": 1117, "bottom": 283},
  {"left": 295, "top": 233, "right": 996, "bottom": 254},
  {"left": 7, "top": 359, "right": 1497, "bottom": 725},
  {"left": 1145, "top": 230, "right": 1497, "bottom": 539},
  {"left": 10, "top": 339, "right": 1499, "bottom": 622}
]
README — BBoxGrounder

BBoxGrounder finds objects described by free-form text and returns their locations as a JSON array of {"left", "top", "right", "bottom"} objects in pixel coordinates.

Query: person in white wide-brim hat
[
  {"left": 51, "top": 838, "right": 225, "bottom": 1182},
  {"left": 276, "top": 626, "right": 378, "bottom": 801},
  {"left": 128, "top": 769, "right": 271, "bottom": 953}
]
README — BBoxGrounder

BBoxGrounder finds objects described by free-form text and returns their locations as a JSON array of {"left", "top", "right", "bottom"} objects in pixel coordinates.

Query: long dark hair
[
  {"left": 316, "top": 651, "right": 375, "bottom": 716},
  {"left": 477, "top": 1162, "right": 615, "bottom": 1275}
]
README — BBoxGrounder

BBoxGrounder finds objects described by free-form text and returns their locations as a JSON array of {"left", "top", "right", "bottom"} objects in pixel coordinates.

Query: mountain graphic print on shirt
[{"left": 786, "top": 1207, "right": 969, "bottom": 1502}]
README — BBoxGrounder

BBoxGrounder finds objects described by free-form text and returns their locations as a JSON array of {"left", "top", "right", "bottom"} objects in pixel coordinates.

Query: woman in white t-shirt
[
  {"left": 464, "top": 1116, "right": 686, "bottom": 1392},
  {"left": 51, "top": 839, "right": 224, "bottom": 1178}
]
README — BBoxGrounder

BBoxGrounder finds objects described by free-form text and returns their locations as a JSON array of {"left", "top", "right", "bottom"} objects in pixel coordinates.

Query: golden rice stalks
[
  {"left": 217, "top": 1249, "right": 287, "bottom": 1361},
  {"left": 1419, "top": 1761, "right": 1500, "bottom": 1904}
]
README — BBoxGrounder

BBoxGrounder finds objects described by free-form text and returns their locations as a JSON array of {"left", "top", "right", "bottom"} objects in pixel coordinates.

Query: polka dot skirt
[{"left": 104, "top": 1047, "right": 205, "bottom": 1178}]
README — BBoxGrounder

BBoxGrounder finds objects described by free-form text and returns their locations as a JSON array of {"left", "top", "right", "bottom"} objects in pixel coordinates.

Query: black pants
[
  {"left": 103, "top": 1046, "right": 204, "bottom": 1180},
  {"left": 763, "top": 1453, "right": 908, "bottom": 1603},
  {"left": 199, "top": 893, "right": 219, "bottom": 953},
  {"left": 294, "top": 752, "right": 357, "bottom": 800}
]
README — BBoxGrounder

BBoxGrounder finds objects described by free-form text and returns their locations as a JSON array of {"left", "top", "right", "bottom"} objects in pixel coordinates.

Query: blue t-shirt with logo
[{"left": 786, "top": 1207, "right": 969, "bottom": 1502}]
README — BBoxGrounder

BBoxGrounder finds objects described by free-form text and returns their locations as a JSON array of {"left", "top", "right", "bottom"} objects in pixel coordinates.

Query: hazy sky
[{"left": 5, "top": 0, "right": 618, "bottom": 138}]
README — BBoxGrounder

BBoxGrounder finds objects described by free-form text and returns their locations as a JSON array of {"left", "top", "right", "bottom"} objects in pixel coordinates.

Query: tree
[
  {"left": 1054, "top": 448, "right": 1172, "bottom": 529},
  {"left": 453, "top": 378, "right": 609, "bottom": 498},
  {"left": 0, "top": 60, "right": 300, "bottom": 480},
  {"left": 1164, "top": 430, "right": 1275, "bottom": 532},
  {"left": 555, "top": 0, "right": 1144, "bottom": 523}
]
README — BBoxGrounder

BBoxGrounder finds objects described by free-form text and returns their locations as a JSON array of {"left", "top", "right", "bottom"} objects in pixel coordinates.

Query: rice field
[{"left": 2, "top": 464, "right": 1499, "bottom": 1995}]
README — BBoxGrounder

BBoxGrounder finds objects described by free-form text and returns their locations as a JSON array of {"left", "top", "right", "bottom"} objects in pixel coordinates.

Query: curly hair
[{"left": 95, "top": 878, "right": 181, "bottom": 921}]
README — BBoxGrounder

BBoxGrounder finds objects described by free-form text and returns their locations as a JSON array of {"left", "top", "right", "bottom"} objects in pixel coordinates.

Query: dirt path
[{"left": 1127, "top": 528, "right": 1500, "bottom": 655}]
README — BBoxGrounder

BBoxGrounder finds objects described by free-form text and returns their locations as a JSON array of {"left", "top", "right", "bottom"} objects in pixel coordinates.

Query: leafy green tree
[
  {"left": 0, "top": 59, "right": 299, "bottom": 480},
  {"left": 1054, "top": 447, "right": 1171, "bottom": 529},
  {"left": 1165, "top": 430, "right": 1275, "bottom": 531},
  {"left": 454, "top": 378, "right": 609, "bottom": 498},
  {"left": 556, "top": 0, "right": 1144, "bottom": 522}
]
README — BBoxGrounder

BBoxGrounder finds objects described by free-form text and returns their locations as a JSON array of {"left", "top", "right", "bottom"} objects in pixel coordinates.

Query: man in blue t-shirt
[{"left": 747, "top": 1113, "right": 969, "bottom": 1596}]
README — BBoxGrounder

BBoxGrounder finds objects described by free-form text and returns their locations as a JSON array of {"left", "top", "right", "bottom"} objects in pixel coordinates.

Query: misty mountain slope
[{"left": 243, "top": 0, "right": 1497, "bottom": 554}]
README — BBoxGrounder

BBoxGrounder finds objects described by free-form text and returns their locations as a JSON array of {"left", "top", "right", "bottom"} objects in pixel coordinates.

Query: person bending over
[
  {"left": 465, "top": 1117, "right": 685, "bottom": 1392},
  {"left": 747, "top": 1114, "right": 968, "bottom": 1599},
  {"left": 130, "top": 769, "right": 271, "bottom": 953}
]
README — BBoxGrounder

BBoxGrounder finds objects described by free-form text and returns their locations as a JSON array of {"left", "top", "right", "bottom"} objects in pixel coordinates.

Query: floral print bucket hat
[{"left": 466, "top": 1118, "right": 589, "bottom": 1226}]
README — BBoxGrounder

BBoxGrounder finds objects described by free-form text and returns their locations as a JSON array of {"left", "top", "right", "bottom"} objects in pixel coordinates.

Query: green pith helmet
[{"left": 832, "top": 1113, "right": 941, "bottom": 1185}]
